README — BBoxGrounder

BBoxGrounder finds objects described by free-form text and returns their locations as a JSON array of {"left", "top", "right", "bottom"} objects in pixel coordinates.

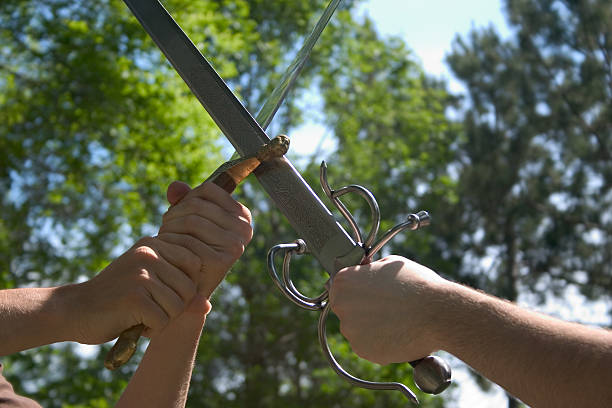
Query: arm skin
[
  {"left": 0, "top": 285, "right": 80, "bottom": 356},
  {"left": 0, "top": 181, "right": 252, "bottom": 408},
  {"left": 329, "top": 255, "right": 612, "bottom": 408},
  {"left": 116, "top": 181, "right": 253, "bottom": 408},
  {"left": 0, "top": 181, "right": 252, "bottom": 356},
  {"left": 115, "top": 293, "right": 211, "bottom": 408}
]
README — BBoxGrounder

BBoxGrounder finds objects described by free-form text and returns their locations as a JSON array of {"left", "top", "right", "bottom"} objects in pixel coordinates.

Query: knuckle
[
  {"left": 184, "top": 282, "right": 197, "bottom": 300},
  {"left": 240, "top": 222, "right": 254, "bottom": 244},
  {"left": 161, "top": 210, "right": 170, "bottom": 223},
  {"left": 238, "top": 203, "right": 252, "bottom": 223},
  {"left": 133, "top": 246, "right": 158, "bottom": 259},
  {"left": 227, "top": 240, "right": 245, "bottom": 259},
  {"left": 186, "top": 251, "right": 202, "bottom": 273},
  {"left": 135, "top": 268, "right": 153, "bottom": 284},
  {"left": 332, "top": 269, "right": 349, "bottom": 288},
  {"left": 217, "top": 252, "right": 236, "bottom": 268},
  {"left": 132, "top": 242, "right": 159, "bottom": 263},
  {"left": 181, "top": 197, "right": 202, "bottom": 214}
]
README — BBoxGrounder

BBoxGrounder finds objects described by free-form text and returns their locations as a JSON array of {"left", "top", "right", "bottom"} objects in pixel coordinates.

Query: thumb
[
  {"left": 166, "top": 181, "right": 192, "bottom": 206},
  {"left": 184, "top": 293, "right": 212, "bottom": 316}
]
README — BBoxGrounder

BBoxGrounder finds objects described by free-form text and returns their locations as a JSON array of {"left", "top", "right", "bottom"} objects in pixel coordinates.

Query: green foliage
[
  {"left": 12, "top": 0, "right": 609, "bottom": 407},
  {"left": 1, "top": 0, "right": 449, "bottom": 406},
  {"left": 446, "top": 0, "right": 612, "bottom": 302},
  {"left": 313, "top": 10, "right": 461, "bottom": 275},
  {"left": 446, "top": 1, "right": 612, "bottom": 404}
]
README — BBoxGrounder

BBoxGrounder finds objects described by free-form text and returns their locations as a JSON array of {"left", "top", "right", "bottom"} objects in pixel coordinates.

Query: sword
[{"left": 112, "top": 0, "right": 451, "bottom": 403}]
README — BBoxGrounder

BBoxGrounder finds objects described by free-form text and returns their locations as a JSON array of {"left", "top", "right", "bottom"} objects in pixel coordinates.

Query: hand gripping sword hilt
[
  {"left": 318, "top": 303, "right": 420, "bottom": 404},
  {"left": 266, "top": 239, "right": 417, "bottom": 404},
  {"left": 266, "top": 162, "right": 452, "bottom": 404},
  {"left": 321, "top": 161, "right": 451, "bottom": 397}
]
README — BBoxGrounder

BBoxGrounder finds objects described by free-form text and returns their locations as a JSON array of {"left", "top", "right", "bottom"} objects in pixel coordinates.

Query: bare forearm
[
  {"left": 116, "top": 296, "right": 209, "bottom": 408},
  {"left": 435, "top": 282, "right": 612, "bottom": 407},
  {"left": 0, "top": 287, "right": 78, "bottom": 355}
]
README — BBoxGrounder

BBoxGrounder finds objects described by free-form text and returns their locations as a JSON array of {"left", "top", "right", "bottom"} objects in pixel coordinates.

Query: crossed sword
[{"left": 104, "top": 0, "right": 452, "bottom": 404}]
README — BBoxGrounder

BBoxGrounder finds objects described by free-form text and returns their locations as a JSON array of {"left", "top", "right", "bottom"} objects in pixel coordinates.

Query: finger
[
  {"left": 150, "top": 249, "right": 198, "bottom": 303},
  {"left": 144, "top": 269, "right": 186, "bottom": 321},
  {"left": 151, "top": 234, "right": 201, "bottom": 283},
  {"left": 162, "top": 197, "right": 253, "bottom": 242},
  {"left": 157, "top": 232, "right": 217, "bottom": 268},
  {"left": 198, "top": 261, "right": 230, "bottom": 299},
  {"left": 133, "top": 290, "right": 170, "bottom": 333},
  {"left": 167, "top": 181, "right": 192, "bottom": 206},
  {"left": 328, "top": 288, "right": 345, "bottom": 316},
  {"left": 144, "top": 295, "right": 211, "bottom": 338},
  {"left": 185, "top": 181, "right": 251, "bottom": 220},
  {"left": 159, "top": 214, "right": 246, "bottom": 250}
]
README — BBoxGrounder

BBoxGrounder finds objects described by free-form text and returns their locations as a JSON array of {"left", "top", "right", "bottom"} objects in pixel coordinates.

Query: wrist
[
  {"left": 49, "top": 283, "right": 85, "bottom": 343},
  {"left": 415, "top": 279, "right": 464, "bottom": 354},
  {"left": 428, "top": 281, "right": 498, "bottom": 357}
]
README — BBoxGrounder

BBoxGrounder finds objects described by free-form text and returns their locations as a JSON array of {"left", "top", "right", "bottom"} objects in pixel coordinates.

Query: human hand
[
  {"left": 328, "top": 255, "right": 447, "bottom": 365},
  {"left": 158, "top": 181, "right": 253, "bottom": 298},
  {"left": 71, "top": 181, "right": 252, "bottom": 344}
]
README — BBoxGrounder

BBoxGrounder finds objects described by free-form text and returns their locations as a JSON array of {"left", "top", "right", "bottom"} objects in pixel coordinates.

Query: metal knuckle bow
[{"left": 267, "top": 161, "right": 451, "bottom": 404}]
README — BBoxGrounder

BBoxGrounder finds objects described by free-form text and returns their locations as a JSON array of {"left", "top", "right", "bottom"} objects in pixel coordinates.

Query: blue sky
[
  {"left": 347, "top": 3, "right": 610, "bottom": 406},
  {"left": 352, "top": 2, "right": 511, "bottom": 406},
  {"left": 358, "top": 0, "right": 511, "bottom": 92},
  {"left": 290, "top": 0, "right": 513, "bottom": 159}
]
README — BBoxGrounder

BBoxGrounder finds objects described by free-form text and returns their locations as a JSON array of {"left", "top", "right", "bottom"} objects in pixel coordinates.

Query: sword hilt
[
  {"left": 105, "top": 136, "right": 289, "bottom": 370},
  {"left": 319, "top": 163, "right": 451, "bottom": 401},
  {"left": 264, "top": 162, "right": 452, "bottom": 403},
  {"left": 410, "top": 356, "right": 452, "bottom": 394}
]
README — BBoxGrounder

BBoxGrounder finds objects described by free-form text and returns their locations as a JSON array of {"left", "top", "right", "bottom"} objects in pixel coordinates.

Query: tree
[
  {"left": 0, "top": 0, "right": 329, "bottom": 404},
  {"left": 1, "top": 0, "right": 454, "bottom": 406},
  {"left": 446, "top": 0, "right": 612, "bottom": 405},
  {"left": 187, "top": 9, "right": 455, "bottom": 408}
]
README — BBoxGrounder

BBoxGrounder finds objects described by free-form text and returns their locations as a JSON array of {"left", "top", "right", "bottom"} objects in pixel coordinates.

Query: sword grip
[
  {"left": 104, "top": 136, "right": 287, "bottom": 370},
  {"left": 104, "top": 324, "right": 145, "bottom": 370}
]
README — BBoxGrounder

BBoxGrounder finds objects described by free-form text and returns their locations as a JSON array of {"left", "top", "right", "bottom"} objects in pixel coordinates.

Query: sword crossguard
[{"left": 267, "top": 161, "right": 452, "bottom": 405}]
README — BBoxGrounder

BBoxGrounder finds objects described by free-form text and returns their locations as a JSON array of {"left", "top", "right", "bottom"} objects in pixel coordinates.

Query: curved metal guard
[
  {"left": 267, "top": 161, "right": 451, "bottom": 403},
  {"left": 267, "top": 240, "right": 327, "bottom": 311},
  {"left": 365, "top": 210, "right": 431, "bottom": 263},
  {"left": 318, "top": 303, "right": 419, "bottom": 405},
  {"left": 320, "top": 161, "right": 380, "bottom": 248}
]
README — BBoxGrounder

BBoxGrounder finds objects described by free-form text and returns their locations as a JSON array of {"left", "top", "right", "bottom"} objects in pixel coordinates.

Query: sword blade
[
  {"left": 255, "top": 0, "right": 343, "bottom": 130},
  {"left": 122, "top": 0, "right": 362, "bottom": 274},
  {"left": 123, "top": 0, "right": 267, "bottom": 157}
]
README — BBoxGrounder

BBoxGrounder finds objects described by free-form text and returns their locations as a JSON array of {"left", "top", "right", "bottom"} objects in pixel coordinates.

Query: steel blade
[
  {"left": 123, "top": 0, "right": 268, "bottom": 158},
  {"left": 254, "top": 0, "right": 343, "bottom": 130},
  {"left": 122, "top": 0, "right": 362, "bottom": 274},
  {"left": 226, "top": 0, "right": 342, "bottom": 162}
]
